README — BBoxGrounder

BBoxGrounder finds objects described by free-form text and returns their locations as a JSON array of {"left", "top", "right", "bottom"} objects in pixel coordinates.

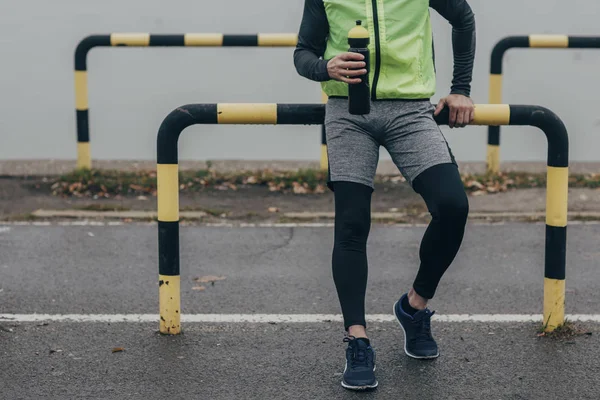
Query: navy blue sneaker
[
  {"left": 341, "top": 336, "right": 378, "bottom": 391},
  {"left": 393, "top": 294, "right": 439, "bottom": 359}
]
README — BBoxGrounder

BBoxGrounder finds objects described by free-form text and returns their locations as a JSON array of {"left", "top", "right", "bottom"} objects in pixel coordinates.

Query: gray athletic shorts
[{"left": 325, "top": 97, "right": 456, "bottom": 189}]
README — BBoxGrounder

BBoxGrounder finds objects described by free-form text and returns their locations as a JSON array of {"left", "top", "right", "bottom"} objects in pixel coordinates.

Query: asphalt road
[{"left": 1, "top": 223, "right": 599, "bottom": 399}]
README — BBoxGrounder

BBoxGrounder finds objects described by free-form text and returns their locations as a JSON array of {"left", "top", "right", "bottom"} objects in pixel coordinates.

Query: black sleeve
[
  {"left": 293, "top": 0, "right": 331, "bottom": 82},
  {"left": 429, "top": 0, "right": 476, "bottom": 96}
]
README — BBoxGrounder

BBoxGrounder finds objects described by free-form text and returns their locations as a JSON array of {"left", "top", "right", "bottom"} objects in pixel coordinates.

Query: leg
[
  {"left": 412, "top": 162, "right": 469, "bottom": 301},
  {"left": 325, "top": 98, "right": 379, "bottom": 334},
  {"left": 393, "top": 165, "right": 468, "bottom": 359},
  {"left": 382, "top": 100, "right": 467, "bottom": 301},
  {"left": 325, "top": 99, "right": 380, "bottom": 391},
  {"left": 383, "top": 100, "right": 467, "bottom": 358},
  {"left": 332, "top": 181, "right": 373, "bottom": 334}
]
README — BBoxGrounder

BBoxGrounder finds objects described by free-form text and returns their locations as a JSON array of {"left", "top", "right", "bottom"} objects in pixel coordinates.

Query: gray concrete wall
[{"left": 1, "top": 0, "right": 599, "bottom": 163}]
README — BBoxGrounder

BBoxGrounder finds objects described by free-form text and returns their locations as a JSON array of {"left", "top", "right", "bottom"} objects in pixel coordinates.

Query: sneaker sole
[
  {"left": 341, "top": 381, "right": 379, "bottom": 391},
  {"left": 341, "top": 362, "right": 378, "bottom": 391},
  {"left": 393, "top": 300, "right": 440, "bottom": 360}
]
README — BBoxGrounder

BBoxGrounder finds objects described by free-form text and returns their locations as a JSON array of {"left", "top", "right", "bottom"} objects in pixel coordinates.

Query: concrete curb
[
  {"left": 31, "top": 209, "right": 208, "bottom": 219},
  {"left": 285, "top": 211, "right": 600, "bottom": 220}
]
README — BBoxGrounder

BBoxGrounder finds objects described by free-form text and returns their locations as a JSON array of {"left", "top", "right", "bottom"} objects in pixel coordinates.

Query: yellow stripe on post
[
  {"left": 110, "top": 33, "right": 151, "bottom": 46},
  {"left": 77, "top": 142, "right": 91, "bottom": 170},
  {"left": 486, "top": 145, "right": 500, "bottom": 174},
  {"left": 184, "top": 33, "right": 224, "bottom": 46},
  {"left": 529, "top": 35, "right": 569, "bottom": 48},
  {"left": 488, "top": 74, "right": 503, "bottom": 105},
  {"left": 74, "top": 71, "right": 89, "bottom": 111},
  {"left": 159, "top": 274, "right": 181, "bottom": 335},
  {"left": 320, "top": 144, "right": 328, "bottom": 171},
  {"left": 257, "top": 33, "right": 298, "bottom": 46},
  {"left": 217, "top": 104, "right": 277, "bottom": 124},
  {"left": 321, "top": 90, "right": 328, "bottom": 104},
  {"left": 472, "top": 104, "right": 510, "bottom": 126},
  {"left": 543, "top": 277, "right": 565, "bottom": 332},
  {"left": 546, "top": 166, "right": 569, "bottom": 227},
  {"left": 157, "top": 164, "right": 179, "bottom": 222}
]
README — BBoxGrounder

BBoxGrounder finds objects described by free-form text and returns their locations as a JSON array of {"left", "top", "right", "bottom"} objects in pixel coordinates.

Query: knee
[
  {"left": 433, "top": 192, "right": 469, "bottom": 224},
  {"left": 335, "top": 208, "right": 371, "bottom": 248}
]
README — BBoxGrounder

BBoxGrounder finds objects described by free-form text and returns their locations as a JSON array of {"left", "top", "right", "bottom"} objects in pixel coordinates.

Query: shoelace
[
  {"left": 344, "top": 337, "right": 371, "bottom": 369},
  {"left": 412, "top": 310, "right": 436, "bottom": 343}
]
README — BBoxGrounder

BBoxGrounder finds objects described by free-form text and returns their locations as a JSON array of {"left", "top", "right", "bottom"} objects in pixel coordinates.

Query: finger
[
  {"left": 455, "top": 109, "right": 466, "bottom": 127},
  {"left": 339, "top": 76, "right": 362, "bottom": 84},
  {"left": 433, "top": 99, "right": 445, "bottom": 116},
  {"left": 470, "top": 107, "right": 475, "bottom": 123},
  {"left": 449, "top": 107, "right": 458, "bottom": 128},
  {"left": 339, "top": 61, "right": 367, "bottom": 70},
  {"left": 339, "top": 52, "right": 365, "bottom": 61},
  {"left": 340, "top": 68, "right": 367, "bottom": 77}
]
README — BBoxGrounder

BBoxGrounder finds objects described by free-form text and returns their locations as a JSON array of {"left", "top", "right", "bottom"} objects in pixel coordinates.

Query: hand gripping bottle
[{"left": 347, "top": 20, "right": 370, "bottom": 115}]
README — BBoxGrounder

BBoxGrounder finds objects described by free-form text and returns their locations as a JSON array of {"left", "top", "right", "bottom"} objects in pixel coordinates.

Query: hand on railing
[{"left": 434, "top": 94, "right": 475, "bottom": 128}]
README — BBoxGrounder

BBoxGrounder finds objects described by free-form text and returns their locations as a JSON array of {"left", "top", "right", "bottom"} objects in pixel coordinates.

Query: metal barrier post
[
  {"left": 157, "top": 103, "right": 568, "bottom": 334},
  {"left": 74, "top": 33, "right": 309, "bottom": 170},
  {"left": 486, "top": 34, "right": 600, "bottom": 173}
]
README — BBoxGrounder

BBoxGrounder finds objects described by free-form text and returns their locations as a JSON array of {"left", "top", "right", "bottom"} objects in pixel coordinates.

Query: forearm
[
  {"left": 449, "top": 14, "right": 475, "bottom": 96},
  {"left": 431, "top": 0, "right": 476, "bottom": 96},
  {"left": 294, "top": 0, "right": 331, "bottom": 82},
  {"left": 294, "top": 49, "right": 330, "bottom": 82}
]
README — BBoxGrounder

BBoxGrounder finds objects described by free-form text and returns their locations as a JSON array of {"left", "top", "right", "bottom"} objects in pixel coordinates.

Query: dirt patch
[{"left": 537, "top": 321, "right": 594, "bottom": 341}]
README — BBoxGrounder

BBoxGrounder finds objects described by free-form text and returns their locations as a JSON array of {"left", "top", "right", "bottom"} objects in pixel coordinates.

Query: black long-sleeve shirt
[{"left": 293, "top": 0, "right": 476, "bottom": 96}]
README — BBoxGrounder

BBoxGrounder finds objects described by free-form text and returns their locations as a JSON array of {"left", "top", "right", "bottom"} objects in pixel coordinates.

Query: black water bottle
[{"left": 347, "top": 20, "right": 370, "bottom": 115}]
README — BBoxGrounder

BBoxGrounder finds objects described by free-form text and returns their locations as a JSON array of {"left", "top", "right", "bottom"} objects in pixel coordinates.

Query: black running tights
[{"left": 332, "top": 163, "right": 469, "bottom": 330}]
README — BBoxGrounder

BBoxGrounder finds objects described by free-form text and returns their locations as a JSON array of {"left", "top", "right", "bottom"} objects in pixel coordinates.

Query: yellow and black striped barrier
[
  {"left": 74, "top": 33, "right": 328, "bottom": 171},
  {"left": 156, "top": 103, "right": 569, "bottom": 335},
  {"left": 487, "top": 34, "right": 600, "bottom": 173}
]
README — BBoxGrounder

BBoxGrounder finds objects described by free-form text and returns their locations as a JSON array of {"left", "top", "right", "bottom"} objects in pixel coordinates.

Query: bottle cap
[{"left": 348, "top": 20, "right": 369, "bottom": 39}]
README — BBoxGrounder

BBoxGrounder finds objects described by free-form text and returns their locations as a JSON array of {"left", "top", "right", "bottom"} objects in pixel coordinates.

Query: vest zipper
[{"left": 370, "top": 0, "right": 381, "bottom": 100}]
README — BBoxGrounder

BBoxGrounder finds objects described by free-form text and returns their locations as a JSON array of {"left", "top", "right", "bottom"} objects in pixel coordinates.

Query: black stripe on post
[
  {"left": 509, "top": 105, "right": 569, "bottom": 168},
  {"left": 488, "top": 126, "right": 500, "bottom": 146},
  {"left": 75, "top": 35, "right": 111, "bottom": 71},
  {"left": 157, "top": 104, "right": 218, "bottom": 164},
  {"left": 545, "top": 225, "right": 567, "bottom": 280},
  {"left": 277, "top": 104, "right": 325, "bottom": 125},
  {"left": 76, "top": 110, "right": 90, "bottom": 142},
  {"left": 490, "top": 36, "right": 529, "bottom": 74},
  {"left": 568, "top": 36, "right": 600, "bottom": 48},
  {"left": 321, "top": 125, "right": 326, "bottom": 146},
  {"left": 159, "top": 221, "right": 180, "bottom": 276},
  {"left": 149, "top": 35, "right": 186, "bottom": 46},
  {"left": 222, "top": 35, "right": 259, "bottom": 46}
]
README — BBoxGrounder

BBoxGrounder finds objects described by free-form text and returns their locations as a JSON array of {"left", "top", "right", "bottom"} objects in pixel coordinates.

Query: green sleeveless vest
[{"left": 321, "top": 0, "right": 436, "bottom": 100}]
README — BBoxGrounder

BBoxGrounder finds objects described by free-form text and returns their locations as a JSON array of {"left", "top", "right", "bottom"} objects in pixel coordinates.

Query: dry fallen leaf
[
  {"left": 194, "top": 275, "right": 226, "bottom": 284},
  {"left": 466, "top": 180, "right": 484, "bottom": 190},
  {"left": 471, "top": 190, "right": 487, "bottom": 196},
  {"left": 314, "top": 184, "right": 326, "bottom": 194},
  {"left": 292, "top": 182, "right": 308, "bottom": 194},
  {"left": 192, "top": 286, "right": 206, "bottom": 291},
  {"left": 112, "top": 347, "right": 125, "bottom": 353},
  {"left": 268, "top": 207, "right": 280, "bottom": 213}
]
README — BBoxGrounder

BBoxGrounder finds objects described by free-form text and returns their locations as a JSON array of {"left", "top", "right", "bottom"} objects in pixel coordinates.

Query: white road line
[
  {"left": 1, "top": 314, "right": 600, "bottom": 323},
  {"left": 2, "top": 221, "right": 600, "bottom": 227}
]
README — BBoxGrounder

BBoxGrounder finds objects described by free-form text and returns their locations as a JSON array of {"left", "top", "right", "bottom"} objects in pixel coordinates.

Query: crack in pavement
[{"left": 250, "top": 227, "right": 295, "bottom": 258}]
